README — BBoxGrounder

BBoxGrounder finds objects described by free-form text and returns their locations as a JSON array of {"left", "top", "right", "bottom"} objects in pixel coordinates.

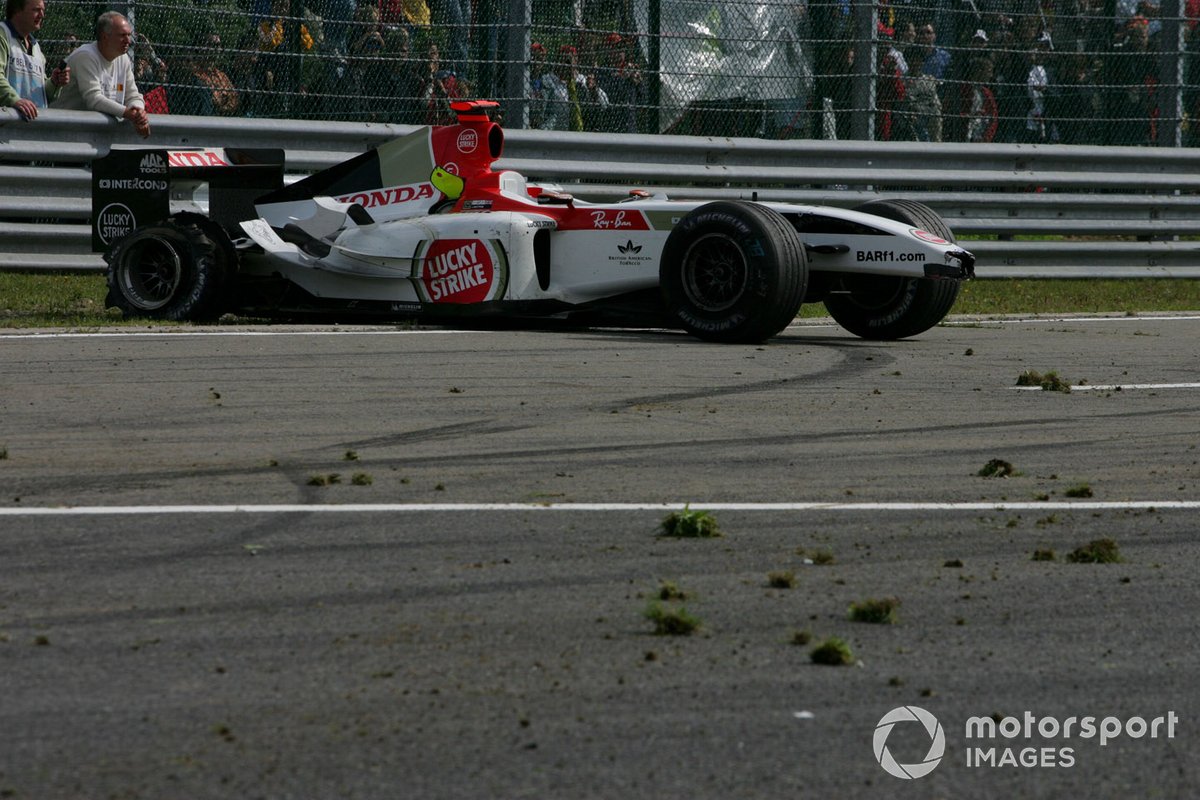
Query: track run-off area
[{"left": 2, "top": 314, "right": 1198, "bottom": 798}]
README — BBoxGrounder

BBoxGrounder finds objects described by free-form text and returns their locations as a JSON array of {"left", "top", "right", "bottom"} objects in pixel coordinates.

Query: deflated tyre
[{"left": 106, "top": 216, "right": 230, "bottom": 321}]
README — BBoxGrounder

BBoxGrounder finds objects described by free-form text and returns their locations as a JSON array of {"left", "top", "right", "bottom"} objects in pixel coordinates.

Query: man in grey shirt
[{"left": 52, "top": 10, "right": 148, "bottom": 137}]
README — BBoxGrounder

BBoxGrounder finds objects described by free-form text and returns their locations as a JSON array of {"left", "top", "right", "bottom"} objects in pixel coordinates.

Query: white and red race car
[{"left": 98, "top": 100, "right": 975, "bottom": 343}]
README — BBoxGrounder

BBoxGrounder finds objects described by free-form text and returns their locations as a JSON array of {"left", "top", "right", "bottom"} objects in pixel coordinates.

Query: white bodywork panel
[{"left": 237, "top": 195, "right": 969, "bottom": 306}]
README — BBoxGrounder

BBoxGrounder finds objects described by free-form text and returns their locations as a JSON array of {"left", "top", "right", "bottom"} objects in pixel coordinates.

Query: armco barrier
[{"left": 5, "top": 108, "right": 1200, "bottom": 277}]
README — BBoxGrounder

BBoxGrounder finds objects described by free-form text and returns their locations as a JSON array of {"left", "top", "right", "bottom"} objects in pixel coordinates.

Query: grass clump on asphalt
[
  {"left": 978, "top": 458, "right": 1021, "bottom": 478},
  {"left": 849, "top": 597, "right": 901, "bottom": 624},
  {"left": 307, "top": 473, "right": 341, "bottom": 487},
  {"left": 643, "top": 602, "right": 702, "bottom": 636},
  {"left": 767, "top": 570, "right": 797, "bottom": 589},
  {"left": 791, "top": 629, "right": 813, "bottom": 646},
  {"left": 1016, "top": 370, "right": 1072, "bottom": 392},
  {"left": 797, "top": 547, "right": 836, "bottom": 565},
  {"left": 1032, "top": 548, "right": 1057, "bottom": 562},
  {"left": 1064, "top": 483, "right": 1094, "bottom": 498},
  {"left": 657, "top": 581, "right": 689, "bottom": 601},
  {"left": 1066, "top": 538, "right": 1122, "bottom": 564},
  {"left": 810, "top": 637, "right": 856, "bottom": 666},
  {"left": 660, "top": 506, "right": 722, "bottom": 538}
]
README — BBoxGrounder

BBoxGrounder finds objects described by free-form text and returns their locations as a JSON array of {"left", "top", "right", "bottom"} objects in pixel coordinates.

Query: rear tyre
[
  {"left": 660, "top": 201, "right": 807, "bottom": 343},
  {"left": 106, "top": 216, "right": 231, "bottom": 321},
  {"left": 823, "top": 199, "right": 961, "bottom": 340}
]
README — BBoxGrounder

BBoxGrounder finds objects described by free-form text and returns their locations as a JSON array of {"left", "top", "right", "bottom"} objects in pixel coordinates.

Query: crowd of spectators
[
  {"left": 13, "top": 0, "right": 1200, "bottom": 146},
  {"left": 850, "top": 1, "right": 1176, "bottom": 146}
]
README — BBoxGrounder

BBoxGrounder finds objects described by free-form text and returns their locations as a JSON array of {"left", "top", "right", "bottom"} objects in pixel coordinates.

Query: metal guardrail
[{"left": 5, "top": 108, "right": 1200, "bottom": 277}]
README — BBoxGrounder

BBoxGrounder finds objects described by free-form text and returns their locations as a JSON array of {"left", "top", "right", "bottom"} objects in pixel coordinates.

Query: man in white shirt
[{"left": 52, "top": 10, "right": 149, "bottom": 137}]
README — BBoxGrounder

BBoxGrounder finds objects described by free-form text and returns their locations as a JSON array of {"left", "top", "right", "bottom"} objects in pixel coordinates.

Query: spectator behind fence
[
  {"left": 348, "top": 2, "right": 389, "bottom": 121},
  {"left": 960, "top": 55, "right": 998, "bottom": 142},
  {"left": 380, "top": 0, "right": 430, "bottom": 31},
  {"left": 903, "top": 47, "right": 942, "bottom": 141},
  {"left": 420, "top": 41, "right": 461, "bottom": 124},
  {"left": 595, "top": 33, "right": 643, "bottom": 133},
  {"left": 319, "top": 0, "right": 358, "bottom": 59},
  {"left": 1105, "top": 14, "right": 1159, "bottom": 145},
  {"left": 2, "top": 0, "right": 70, "bottom": 120},
  {"left": 428, "top": 0, "right": 468, "bottom": 76},
  {"left": 1050, "top": 52, "right": 1101, "bottom": 144},
  {"left": 256, "top": 0, "right": 315, "bottom": 117},
  {"left": 381, "top": 26, "right": 422, "bottom": 125},
  {"left": 528, "top": 41, "right": 547, "bottom": 128},
  {"left": 52, "top": 10, "right": 148, "bottom": 137},
  {"left": 539, "top": 45, "right": 608, "bottom": 132},
  {"left": 1024, "top": 32, "right": 1052, "bottom": 143},
  {"left": 172, "top": 33, "right": 240, "bottom": 117},
  {"left": 876, "top": 31, "right": 906, "bottom": 140},
  {"left": 916, "top": 20, "right": 950, "bottom": 80},
  {"left": 991, "top": 17, "right": 1031, "bottom": 143},
  {"left": 132, "top": 32, "right": 167, "bottom": 114}
]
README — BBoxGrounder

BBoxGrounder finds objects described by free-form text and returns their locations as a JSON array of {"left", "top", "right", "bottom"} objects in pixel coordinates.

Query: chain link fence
[{"left": 35, "top": 0, "right": 1200, "bottom": 144}]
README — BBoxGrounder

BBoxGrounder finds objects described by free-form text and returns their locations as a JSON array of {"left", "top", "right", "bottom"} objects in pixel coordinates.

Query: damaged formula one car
[{"left": 95, "top": 100, "right": 975, "bottom": 343}]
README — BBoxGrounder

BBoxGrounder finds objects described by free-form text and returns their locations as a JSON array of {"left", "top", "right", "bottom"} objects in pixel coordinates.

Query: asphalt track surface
[{"left": 2, "top": 314, "right": 1198, "bottom": 799}]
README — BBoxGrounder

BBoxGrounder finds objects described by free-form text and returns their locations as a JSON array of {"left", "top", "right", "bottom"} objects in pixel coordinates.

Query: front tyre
[
  {"left": 660, "top": 201, "right": 807, "bottom": 343},
  {"left": 106, "top": 217, "right": 231, "bottom": 321},
  {"left": 824, "top": 199, "right": 961, "bottom": 340}
]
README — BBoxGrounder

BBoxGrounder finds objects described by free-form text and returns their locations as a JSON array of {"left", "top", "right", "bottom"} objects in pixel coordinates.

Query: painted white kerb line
[
  {"left": 1, "top": 501, "right": 1198, "bottom": 516},
  {"left": 1011, "top": 383, "right": 1200, "bottom": 392},
  {"left": 0, "top": 329, "right": 480, "bottom": 340}
]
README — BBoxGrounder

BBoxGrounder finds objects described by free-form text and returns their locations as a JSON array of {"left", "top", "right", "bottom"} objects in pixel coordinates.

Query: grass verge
[{"left": 4, "top": 274, "right": 1200, "bottom": 329}]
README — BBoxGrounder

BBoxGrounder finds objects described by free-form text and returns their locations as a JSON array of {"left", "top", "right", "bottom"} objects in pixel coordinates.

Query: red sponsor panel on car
[
  {"left": 910, "top": 228, "right": 950, "bottom": 245},
  {"left": 556, "top": 208, "right": 651, "bottom": 231},
  {"left": 418, "top": 239, "right": 502, "bottom": 303},
  {"left": 167, "top": 149, "right": 231, "bottom": 168}
]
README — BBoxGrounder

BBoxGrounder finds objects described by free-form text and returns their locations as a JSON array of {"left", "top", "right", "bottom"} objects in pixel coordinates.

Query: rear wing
[{"left": 91, "top": 147, "right": 284, "bottom": 252}]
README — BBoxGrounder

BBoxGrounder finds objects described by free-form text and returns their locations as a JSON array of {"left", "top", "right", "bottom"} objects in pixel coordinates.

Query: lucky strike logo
[
  {"left": 457, "top": 129, "right": 478, "bottom": 153},
  {"left": 419, "top": 239, "right": 497, "bottom": 303},
  {"left": 97, "top": 202, "right": 135, "bottom": 245}
]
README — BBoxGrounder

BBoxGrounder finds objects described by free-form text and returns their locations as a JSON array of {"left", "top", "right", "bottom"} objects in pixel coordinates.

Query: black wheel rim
[
  {"left": 118, "top": 236, "right": 182, "bottom": 311},
  {"left": 681, "top": 233, "right": 747, "bottom": 313}
]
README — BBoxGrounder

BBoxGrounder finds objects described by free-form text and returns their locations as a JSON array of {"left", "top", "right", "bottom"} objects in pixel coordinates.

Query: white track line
[
  {"left": 1012, "top": 383, "right": 1200, "bottom": 391},
  {"left": 0, "top": 329, "right": 476, "bottom": 340},
  {"left": 944, "top": 314, "right": 1200, "bottom": 325},
  {"left": 1, "top": 501, "right": 1198, "bottom": 516}
]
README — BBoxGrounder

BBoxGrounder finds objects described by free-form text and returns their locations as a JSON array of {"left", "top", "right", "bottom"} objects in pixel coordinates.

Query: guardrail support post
[
  {"left": 506, "top": 0, "right": 532, "bottom": 129},
  {"left": 1158, "top": 0, "right": 1184, "bottom": 147},
  {"left": 850, "top": 0, "right": 877, "bottom": 142}
]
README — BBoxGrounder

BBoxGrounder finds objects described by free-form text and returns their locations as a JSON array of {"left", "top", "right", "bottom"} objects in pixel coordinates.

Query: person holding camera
[{"left": 1, "top": 0, "right": 70, "bottom": 120}]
